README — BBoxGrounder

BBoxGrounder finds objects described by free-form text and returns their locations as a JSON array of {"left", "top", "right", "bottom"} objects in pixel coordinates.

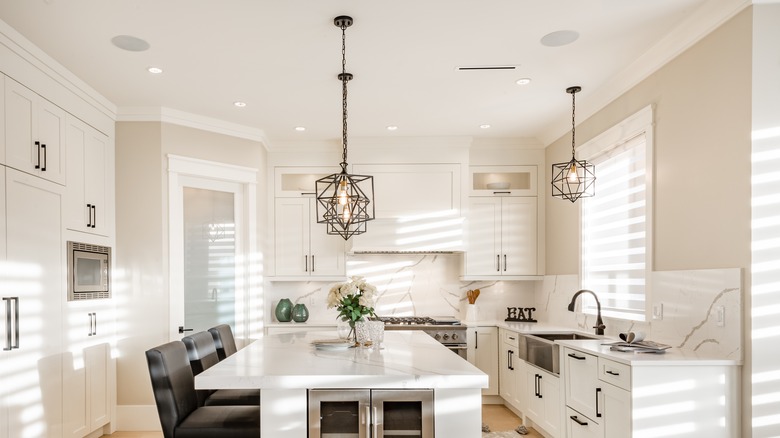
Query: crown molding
[
  {"left": 537, "top": 0, "right": 752, "bottom": 147},
  {"left": 116, "top": 106, "right": 269, "bottom": 147}
]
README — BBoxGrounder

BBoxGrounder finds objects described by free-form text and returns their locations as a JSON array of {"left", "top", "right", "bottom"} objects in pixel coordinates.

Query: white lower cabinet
[
  {"left": 525, "top": 366, "right": 560, "bottom": 437},
  {"left": 498, "top": 329, "right": 522, "bottom": 410},
  {"left": 63, "top": 301, "right": 114, "bottom": 437},
  {"left": 563, "top": 345, "right": 738, "bottom": 438},
  {"left": 468, "top": 327, "right": 499, "bottom": 396}
]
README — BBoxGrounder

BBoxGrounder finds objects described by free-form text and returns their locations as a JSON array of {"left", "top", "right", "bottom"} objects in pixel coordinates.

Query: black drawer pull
[
  {"left": 570, "top": 415, "right": 588, "bottom": 426},
  {"left": 568, "top": 353, "right": 586, "bottom": 360},
  {"left": 606, "top": 370, "right": 620, "bottom": 376}
]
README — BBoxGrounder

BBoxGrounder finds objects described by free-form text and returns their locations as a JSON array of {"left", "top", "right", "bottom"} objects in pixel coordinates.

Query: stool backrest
[
  {"left": 145, "top": 341, "right": 198, "bottom": 438},
  {"left": 209, "top": 324, "right": 238, "bottom": 360},
  {"left": 182, "top": 331, "right": 221, "bottom": 375}
]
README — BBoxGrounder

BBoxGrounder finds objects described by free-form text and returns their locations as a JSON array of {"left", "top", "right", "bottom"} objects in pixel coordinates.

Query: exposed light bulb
[
  {"left": 342, "top": 208, "right": 351, "bottom": 222},
  {"left": 568, "top": 163, "right": 579, "bottom": 183},
  {"left": 338, "top": 180, "right": 349, "bottom": 205}
]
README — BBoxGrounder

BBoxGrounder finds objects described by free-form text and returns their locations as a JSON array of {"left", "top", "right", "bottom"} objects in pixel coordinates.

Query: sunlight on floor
[{"left": 481, "top": 404, "right": 542, "bottom": 437}]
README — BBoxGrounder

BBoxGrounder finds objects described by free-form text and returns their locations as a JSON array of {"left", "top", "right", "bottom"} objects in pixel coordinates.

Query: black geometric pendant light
[
  {"left": 315, "top": 16, "right": 375, "bottom": 240},
  {"left": 551, "top": 86, "right": 596, "bottom": 202}
]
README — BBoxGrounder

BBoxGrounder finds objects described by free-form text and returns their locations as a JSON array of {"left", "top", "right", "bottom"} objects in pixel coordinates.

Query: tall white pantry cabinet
[{"left": 0, "top": 32, "right": 116, "bottom": 438}]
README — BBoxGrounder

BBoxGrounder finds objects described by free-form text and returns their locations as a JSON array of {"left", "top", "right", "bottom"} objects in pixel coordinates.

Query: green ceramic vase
[
  {"left": 275, "top": 298, "right": 292, "bottom": 322},
  {"left": 292, "top": 303, "right": 309, "bottom": 323}
]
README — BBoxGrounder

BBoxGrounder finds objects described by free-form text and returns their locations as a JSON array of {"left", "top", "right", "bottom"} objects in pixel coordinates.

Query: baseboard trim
[{"left": 116, "top": 405, "right": 161, "bottom": 431}]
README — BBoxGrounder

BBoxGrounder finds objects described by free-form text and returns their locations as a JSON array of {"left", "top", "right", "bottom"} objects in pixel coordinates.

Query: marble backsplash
[
  {"left": 534, "top": 268, "right": 743, "bottom": 360},
  {"left": 266, "top": 254, "right": 535, "bottom": 325},
  {"left": 266, "top": 256, "right": 742, "bottom": 359}
]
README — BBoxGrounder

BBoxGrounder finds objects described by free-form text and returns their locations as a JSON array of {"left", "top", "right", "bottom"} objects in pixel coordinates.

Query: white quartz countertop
[
  {"left": 556, "top": 339, "right": 740, "bottom": 366},
  {"left": 464, "top": 319, "right": 741, "bottom": 366},
  {"left": 195, "top": 330, "right": 488, "bottom": 390}
]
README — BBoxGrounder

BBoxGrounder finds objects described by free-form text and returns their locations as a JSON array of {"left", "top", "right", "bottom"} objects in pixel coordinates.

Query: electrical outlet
[
  {"left": 716, "top": 305, "right": 726, "bottom": 327},
  {"left": 652, "top": 303, "right": 663, "bottom": 320}
]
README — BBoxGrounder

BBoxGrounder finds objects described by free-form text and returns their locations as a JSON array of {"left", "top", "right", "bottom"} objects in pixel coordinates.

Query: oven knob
[
  {"left": 442, "top": 333, "right": 450, "bottom": 341},
  {"left": 434, "top": 334, "right": 441, "bottom": 340},
  {"left": 451, "top": 333, "right": 459, "bottom": 341}
]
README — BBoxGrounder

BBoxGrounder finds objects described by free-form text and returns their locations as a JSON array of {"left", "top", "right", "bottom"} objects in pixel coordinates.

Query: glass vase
[
  {"left": 275, "top": 298, "right": 292, "bottom": 322},
  {"left": 292, "top": 303, "right": 309, "bottom": 322},
  {"left": 355, "top": 320, "right": 371, "bottom": 347}
]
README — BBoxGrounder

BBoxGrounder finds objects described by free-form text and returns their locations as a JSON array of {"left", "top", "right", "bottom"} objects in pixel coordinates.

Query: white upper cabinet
[
  {"left": 274, "top": 166, "right": 337, "bottom": 197},
  {"left": 273, "top": 197, "right": 346, "bottom": 280},
  {"left": 5, "top": 77, "right": 67, "bottom": 185},
  {"left": 464, "top": 196, "right": 537, "bottom": 277},
  {"left": 65, "top": 116, "right": 111, "bottom": 236},
  {"left": 469, "top": 165, "right": 537, "bottom": 197}
]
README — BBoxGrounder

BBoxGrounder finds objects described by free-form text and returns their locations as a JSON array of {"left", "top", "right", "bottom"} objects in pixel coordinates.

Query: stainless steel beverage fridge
[{"left": 308, "top": 389, "right": 434, "bottom": 438}]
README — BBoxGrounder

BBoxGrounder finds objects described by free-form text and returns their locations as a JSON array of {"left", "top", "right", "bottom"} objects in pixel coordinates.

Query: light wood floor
[
  {"left": 481, "top": 404, "right": 542, "bottom": 436},
  {"left": 103, "top": 404, "right": 540, "bottom": 437}
]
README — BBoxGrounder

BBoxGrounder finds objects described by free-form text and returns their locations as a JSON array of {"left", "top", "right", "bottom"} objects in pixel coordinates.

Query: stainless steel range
[{"left": 376, "top": 316, "right": 467, "bottom": 359}]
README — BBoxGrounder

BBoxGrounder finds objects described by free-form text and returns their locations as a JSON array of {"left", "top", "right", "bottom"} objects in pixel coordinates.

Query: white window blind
[{"left": 581, "top": 134, "right": 649, "bottom": 321}]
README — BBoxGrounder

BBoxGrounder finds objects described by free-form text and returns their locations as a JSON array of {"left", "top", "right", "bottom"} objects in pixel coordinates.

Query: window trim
[{"left": 577, "top": 105, "right": 654, "bottom": 322}]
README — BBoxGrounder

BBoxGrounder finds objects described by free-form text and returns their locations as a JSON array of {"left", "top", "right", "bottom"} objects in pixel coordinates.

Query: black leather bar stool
[
  {"left": 182, "top": 331, "right": 260, "bottom": 406},
  {"left": 209, "top": 324, "right": 239, "bottom": 360},
  {"left": 145, "top": 341, "right": 260, "bottom": 438}
]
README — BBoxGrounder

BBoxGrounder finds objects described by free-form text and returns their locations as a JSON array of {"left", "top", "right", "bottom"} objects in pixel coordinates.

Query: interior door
[{"left": 172, "top": 178, "right": 242, "bottom": 338}]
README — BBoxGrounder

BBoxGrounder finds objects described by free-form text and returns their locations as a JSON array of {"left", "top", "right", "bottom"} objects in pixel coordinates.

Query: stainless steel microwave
[{"left": 67, "top": 241, "right": 111, "bottom": 300}]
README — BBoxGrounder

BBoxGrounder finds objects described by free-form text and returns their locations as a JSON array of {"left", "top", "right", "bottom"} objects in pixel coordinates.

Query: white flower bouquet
[{"left": 327, "top": 276, "right": 377, "bottom": 324}]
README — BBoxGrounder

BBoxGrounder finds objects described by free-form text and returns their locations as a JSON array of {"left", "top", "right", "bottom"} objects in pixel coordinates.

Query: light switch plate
[
  {"left": 716, "top": 305, "right": 725, "bottom": 327},
  {"left": 652, "top": 303, "right": 663, "bottom": 320}
]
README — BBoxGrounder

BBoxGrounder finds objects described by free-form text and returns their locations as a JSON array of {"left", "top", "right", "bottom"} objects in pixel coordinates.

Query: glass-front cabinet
[{"left": 309, "top": 389, "right": 434, "bottom": 438}]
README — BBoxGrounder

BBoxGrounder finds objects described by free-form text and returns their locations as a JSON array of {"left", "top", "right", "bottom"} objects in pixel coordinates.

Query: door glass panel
[
  {"left": 183, "top": 187, "right": 236, "bottom": 332},
  {"left": 383, "top": 401, "right": 423, "bottom": 437},
  {"left": 320, "top": 401, "right": 360, "bottom": 437}
]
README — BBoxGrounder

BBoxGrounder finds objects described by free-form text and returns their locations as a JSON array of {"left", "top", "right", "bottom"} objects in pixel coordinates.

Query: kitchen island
[{"left": 195, "top": 330, "right": 488, "bottom": 437}]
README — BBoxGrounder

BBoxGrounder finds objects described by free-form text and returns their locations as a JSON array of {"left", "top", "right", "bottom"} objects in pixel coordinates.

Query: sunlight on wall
[{"left": 751, "top": 122, "right": 780, "bottom": 435}]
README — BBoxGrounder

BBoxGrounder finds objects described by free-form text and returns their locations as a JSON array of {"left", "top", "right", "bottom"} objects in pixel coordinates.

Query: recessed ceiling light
[
  {"left": 111, "top": 35, "right": 150, "bottom": 52},
  {"left": 480, "top": 124, "right": 491, "bottom": 129},
  {"left": 295, "top": 126, "right": 306, "bottom": 132},
  {"left": 386, "top": 125, "right": 398, "bottom": 131},
  {"left": 516, "top": 78, "right": 532, "bottom": 85},
  {"left": 540, "top": 30, "right": 579, "bottom": 47},
  {"left": 233, "top": 101, "right": 247, "bottom": 108},
  {"left": 147, "top": 66, "right": 163, "bottom": 74}
]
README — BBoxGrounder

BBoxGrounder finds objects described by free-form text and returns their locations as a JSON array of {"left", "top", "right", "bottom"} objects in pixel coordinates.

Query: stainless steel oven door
[{"left": 444, "top": 343, "right": 468, "bottom": 359}]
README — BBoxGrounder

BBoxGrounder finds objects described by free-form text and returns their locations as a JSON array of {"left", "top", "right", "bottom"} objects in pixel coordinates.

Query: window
[{"left": 579, "top": 106, "right": 653, "bottom": 321}]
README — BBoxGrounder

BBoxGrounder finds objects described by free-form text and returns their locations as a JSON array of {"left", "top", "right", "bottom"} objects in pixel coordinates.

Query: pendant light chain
[
  {"left": 570, "top": 89, "right": 576, "bottom": 158},
  {"left": 341, "top": 22, "right": 349, "bottom": 170}
]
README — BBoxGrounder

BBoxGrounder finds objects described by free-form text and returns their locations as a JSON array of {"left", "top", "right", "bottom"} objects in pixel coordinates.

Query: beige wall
[
  {"left": 545, "top": 8, "right": 752, "bottom": 275},
  {"left": 114, "top": 122, "right": 267, "bottom": 407}
]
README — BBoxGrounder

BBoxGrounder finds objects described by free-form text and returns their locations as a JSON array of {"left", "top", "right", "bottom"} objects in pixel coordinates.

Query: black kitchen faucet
[{"left": 567, "top": 289, "right": 606, "bottom": 336}]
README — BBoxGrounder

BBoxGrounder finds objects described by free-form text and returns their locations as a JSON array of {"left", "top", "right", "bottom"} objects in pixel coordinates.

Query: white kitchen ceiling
[{"left": 0, "top": 1, "right": 744, "bottom": 148}]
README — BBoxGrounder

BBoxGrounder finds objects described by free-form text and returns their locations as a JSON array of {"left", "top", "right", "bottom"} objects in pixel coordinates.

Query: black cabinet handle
[
  {"left": 508, "top": 350, "right": 514, "bottom": 370},
  {"left": 40, "top": 143, "right": 47, "bottom": 171},
  {"left": 474, "top": 331, "right": 478, "bottom": 349},
  {"left": 503, "top": 254, "right": 507, "bottom": 271},
  {"left": 9, "top": 297, "right": 20, "bottom": 349},
  {"left": 570, "top": 415, "right": 588, "bottom": 426},
  {"left": 34, "top": 141, "right": 41, "bottom": 169},
  {"left": 492, "top": 191, "right": 511, "bottom": 195},
  {"left": 91, "top": 205, "right": 96, "bottom": 228},
  {"left": 87, "top": 204, "right": 93, "bottom": 227},
  {"left": 3, "top": 297, "right": 12, "bottom": 351},
  {"left": 568, "top": 353, "right": 586, "bottom": 360},
  {"left": 304, "top": 255, "right": 308, "bottom": 272},
  {"left": 496, "top": 255, "right": 500, "bottom": 272},
  {"left": 596, "top": 387, "right": 602, "bottom": 418},
  {"left": 311, "top": 255, "right": 315, "bottom": 272},
  {"left": 606, "top": 370, "right": 620, "bottom": 376},
  {"left": 178, "top": 326, "right": 194, "bottom": 334},
  {"left": 536, "top": 374, "right": 543, "bottom": 398}
]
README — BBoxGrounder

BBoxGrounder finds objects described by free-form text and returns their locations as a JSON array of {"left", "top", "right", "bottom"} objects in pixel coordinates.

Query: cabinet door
[
  {"left": 86, "top": 343, "right": 110, "bottom": 431},
  {"left": 566, "top": 407, "right": 603, "bottom": 438},
  {"left": 499, "top": 343, "right": 516, "bottom": 406},
  {"left": 602, "top": 384, "right": 630, "bottom": 438},
  {"left": 65, "top": 118, "right": 109, "bottom": 236},
  {"left": 308, "top": 215, "right": 345, "bottom": 277},
  {"left": 4, "top": 168, "right": 64, "bottom": 437},
  {"left": 274, "top": 198, "right": 310, "bottom": 276},
  {"left": 501, "top": 197, "right": 537, "bottom": 276},
  {"left": 539, "top": 369, "right": 561, "bottom": 437},
  {"left": 564, "top": 348, "right": 599, "bottom": 421},
  {"left": 525, "top": 368, "right": 543, "bottom": 424},
  {"left": 474, "top": 327, "right": 499, "bottom": 395},
  {"left": 465, "top": 197, "right": 501, "bottom": 275},
  {"left": 0, "top": 167, "right": 6, "bottom": 438},
  {"left": 5, "top": 79, "right": 66, "bottom": 184}
]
